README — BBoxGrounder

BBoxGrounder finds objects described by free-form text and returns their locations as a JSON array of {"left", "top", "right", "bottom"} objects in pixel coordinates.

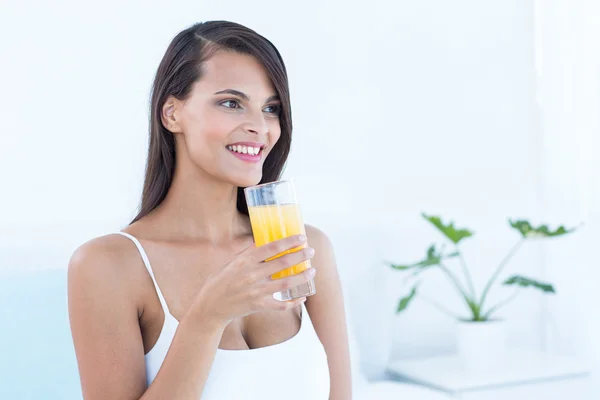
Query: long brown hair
[{"left": 131, "top": 21, "right": 292, "bottom": 224}]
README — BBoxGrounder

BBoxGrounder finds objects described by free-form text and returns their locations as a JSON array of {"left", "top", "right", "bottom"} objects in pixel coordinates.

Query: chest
[{"left": 139, "top": 240, "right": 302, "bottom": 350}]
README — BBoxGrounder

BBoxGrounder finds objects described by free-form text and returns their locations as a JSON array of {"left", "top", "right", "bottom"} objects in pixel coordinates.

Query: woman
[{"left": 68, "top": 21, "right": 352, "bottom": 399}]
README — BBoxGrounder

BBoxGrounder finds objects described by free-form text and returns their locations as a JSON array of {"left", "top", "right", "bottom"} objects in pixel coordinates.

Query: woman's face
[{"left": 164, "top": 50, "right": 282, "bottom": 187}]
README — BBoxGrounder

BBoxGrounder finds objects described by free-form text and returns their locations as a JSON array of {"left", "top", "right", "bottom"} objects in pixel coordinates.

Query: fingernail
[
  {"left": 298, "top": 234, "right": 307, "bottom": 242},
  {"left": 308, "top": 268, "right": 316, "bottom": 277},
  {"left": 308, "top": 247, "right": 315, "bottom": 257}
]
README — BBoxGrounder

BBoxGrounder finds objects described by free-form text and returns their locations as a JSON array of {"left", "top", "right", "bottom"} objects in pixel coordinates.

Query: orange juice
[{"left": 248, "top": 203, "right": 310, "bottom": 279}]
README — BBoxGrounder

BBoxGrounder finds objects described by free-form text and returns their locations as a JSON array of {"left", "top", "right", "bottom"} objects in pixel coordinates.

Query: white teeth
[{"left": 228, "top": 145, "right": 261, "bottom": 155}]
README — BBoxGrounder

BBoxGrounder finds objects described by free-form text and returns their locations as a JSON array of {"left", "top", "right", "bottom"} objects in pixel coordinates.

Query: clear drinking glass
[{"left": 244, "top": 179, "right": 316, "bottom": 301}]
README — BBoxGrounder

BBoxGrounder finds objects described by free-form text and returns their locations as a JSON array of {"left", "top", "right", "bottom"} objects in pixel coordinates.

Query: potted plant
[{"left": 388, "top": 213, "right": 577, "bottom": 370}]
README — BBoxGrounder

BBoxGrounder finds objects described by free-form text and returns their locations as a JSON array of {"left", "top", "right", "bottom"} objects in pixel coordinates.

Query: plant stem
[
  {"left": 438, "top": 263, "right": 481, "bottom": 319},
  {"left": 478, "top": 239, "right": 525, "bottom": 311},
  {"left": 483, "top": 289, "right": 520, "bottom": 319},
  {"left": 438, "top": 263, "right": 470, "bottom": 299},
  {"left": 420, "top": 293, "right": 461, "bottom": 319},
  {"left": 457, "top": 248, "right": 477, "bottom": 298},
  {"left": 401, "top": 271, "right": 423, "bottom": 287}
]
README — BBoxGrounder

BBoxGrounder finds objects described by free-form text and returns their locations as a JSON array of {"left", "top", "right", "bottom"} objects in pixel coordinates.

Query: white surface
[
  {"left": 387, "top": 350, "right": 590, "bottom": 393},
  {"left": 356, "top": 381, "right": 452, "bottom": 400},
  {"left": 0, "top": 0, "right": 595, "bottom": 383},
  {"left": 456, "top": 377, "right": 593, "bottom": 400}
]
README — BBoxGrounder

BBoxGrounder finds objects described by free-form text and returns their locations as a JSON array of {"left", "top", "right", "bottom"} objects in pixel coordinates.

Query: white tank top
[{"left": 116, "top": 232, "right": 331, "bottom": 399}]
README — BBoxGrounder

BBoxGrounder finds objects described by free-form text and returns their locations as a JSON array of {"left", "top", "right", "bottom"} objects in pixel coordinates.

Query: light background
[{"left": 1, "top": 0, "right": 598, "bottom": 389}]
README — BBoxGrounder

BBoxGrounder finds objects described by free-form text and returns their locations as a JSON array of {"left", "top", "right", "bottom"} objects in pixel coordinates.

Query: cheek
[
  {"left": 269, "top": 120, "right": 282, "bottom": 144},
  {"left": 185, "top": 110, "right": 232, "bottom": 156}
]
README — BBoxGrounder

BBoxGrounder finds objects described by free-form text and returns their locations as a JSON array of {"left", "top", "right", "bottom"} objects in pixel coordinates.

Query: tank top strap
[{"left": 115, "top": 231, "right": 171, "bottom": 315}]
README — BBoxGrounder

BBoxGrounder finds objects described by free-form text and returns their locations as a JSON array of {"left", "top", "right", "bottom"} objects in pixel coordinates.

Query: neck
[{"left": 149, "top": 160, "right": 251, "bottom": 243}]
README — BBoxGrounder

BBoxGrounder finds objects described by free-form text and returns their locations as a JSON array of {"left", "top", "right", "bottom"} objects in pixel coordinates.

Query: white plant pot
[{"left": 456, "top": 319, "right": 507, "bottom": 372}]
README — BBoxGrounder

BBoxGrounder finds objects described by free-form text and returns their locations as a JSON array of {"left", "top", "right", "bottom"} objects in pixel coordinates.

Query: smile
[
  {"left": 226, "top": 142, "right": 266, "bottom": 163},
  {"left": 227, "top": 144, "right": 262, "bottom": 156}
]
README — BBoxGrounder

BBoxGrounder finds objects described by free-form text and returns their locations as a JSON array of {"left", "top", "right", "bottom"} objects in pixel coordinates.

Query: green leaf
[
  {"left": 503, "top": 275, "right": 556, "bottom": 293},
  {"left": 509, "top": 220, "right": 577, "bottom": 238},
  {"left": 388, "top": 264, "right": 413, "bottom": 271},
  {"left": 388, "top": 244, "right": 458, "bottom": 271},
  {"left": 397, "top": 285, "right": 418, "bottom": 313},
  {"left": 422, "top": 213, "right": 474, "bottom": 244}
]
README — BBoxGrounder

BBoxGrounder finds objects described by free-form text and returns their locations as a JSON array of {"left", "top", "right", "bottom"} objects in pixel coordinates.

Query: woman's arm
[
  {"left": 305, "top": 225, "right": 353, "bottom": 400},
  {"left": 68, "top": 237, "right": 224, "bottom": 400}
]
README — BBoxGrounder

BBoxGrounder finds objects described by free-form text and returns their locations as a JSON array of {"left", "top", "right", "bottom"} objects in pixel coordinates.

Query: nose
[{"left": 242, "top": 110, "right": 269, "bottom": 136}]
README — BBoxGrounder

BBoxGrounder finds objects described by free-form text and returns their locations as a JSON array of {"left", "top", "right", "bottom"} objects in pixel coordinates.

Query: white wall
[
  {"left": 0, "top": 0, "right": 567, "bottom": 380},
  {"left": 287, "top": 0, "right": 547, "bottom": 377},
  {"left": 534, "top": 0, "right": 600, "bottom": 393}
]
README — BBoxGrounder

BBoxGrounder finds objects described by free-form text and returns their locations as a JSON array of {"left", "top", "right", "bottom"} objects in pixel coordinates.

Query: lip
[
  {"left": 227, "top": 141, "right": 266, "bottom": 149},
  {"left": 226, "top": 142, "right": 265, "bottom": 164}
]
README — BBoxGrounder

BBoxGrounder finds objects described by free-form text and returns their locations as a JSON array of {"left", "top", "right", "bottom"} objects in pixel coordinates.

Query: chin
[{"left": 230, "top": 172, "right": 263, "bottom": 188}]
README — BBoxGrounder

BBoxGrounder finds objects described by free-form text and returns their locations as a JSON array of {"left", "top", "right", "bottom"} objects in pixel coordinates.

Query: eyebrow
[{"left": 213, "top": 89, "right": 280, "bottom": 103}]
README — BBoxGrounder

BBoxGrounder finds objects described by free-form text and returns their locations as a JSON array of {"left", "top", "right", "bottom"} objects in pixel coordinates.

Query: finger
[
  {"left": 260, "top": 246, "right": 315, "bottom": 277},
  {"left": 251, "top": 234, "right": 307, "bottom": 262},
  {"left": 264, "top": 296, "right": 307, "bottom": 311},
  {"left": 264, "top": 266, "right": 316, "bottom": 293}
]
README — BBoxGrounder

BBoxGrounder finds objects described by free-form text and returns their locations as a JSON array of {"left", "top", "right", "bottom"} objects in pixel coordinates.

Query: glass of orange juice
[{"left": 244, "top": 179, "right": 316, "bottom": 301}]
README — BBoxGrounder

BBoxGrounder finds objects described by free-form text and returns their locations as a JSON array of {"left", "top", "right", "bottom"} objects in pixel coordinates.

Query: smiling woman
[
  {"left": 67, "top": 20, "right": 352, "bottom": 400},
  {"left": 134, "top": 39, "right": 291, "bottom": 221}
]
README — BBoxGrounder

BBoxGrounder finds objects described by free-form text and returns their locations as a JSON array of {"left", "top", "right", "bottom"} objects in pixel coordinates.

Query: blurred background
[{"left": 1, "top": 0, "right": 598, "bottom": 399}]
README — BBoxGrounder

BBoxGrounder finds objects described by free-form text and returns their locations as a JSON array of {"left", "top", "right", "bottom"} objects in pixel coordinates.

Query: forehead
[{"left": 195, "top": 50, "right": 276, "bottom": 98}]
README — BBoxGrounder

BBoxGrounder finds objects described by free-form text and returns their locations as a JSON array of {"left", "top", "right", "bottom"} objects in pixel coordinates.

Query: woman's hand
[{"left": 187, "top": 234, "right": 315, "bottom": 329}]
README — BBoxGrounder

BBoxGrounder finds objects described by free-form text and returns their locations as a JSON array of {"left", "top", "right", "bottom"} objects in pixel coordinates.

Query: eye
[
  {"left": 220, "top": 100, "right": 241, "bottom": 109},
  {"left": 263, "top": 104, "right": 281, "bottom": 115}
]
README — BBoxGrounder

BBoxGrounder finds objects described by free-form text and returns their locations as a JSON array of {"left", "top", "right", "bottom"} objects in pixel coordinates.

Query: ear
[{"left": 161, "top": 95, "right": 183, "bottom": 133}]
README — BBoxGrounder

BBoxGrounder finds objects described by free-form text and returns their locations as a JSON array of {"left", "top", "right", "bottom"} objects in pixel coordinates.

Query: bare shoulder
[
  {"left": 69, "top": 234, "right": 131, "bottom": 275},
  {"left": 67, "top": 233, "right": 143, "bottom": 302},
  {"left": 304, "top": 224, "right": 333, "bottom": 249},
  {"left": 304, "top": 224, "right": 336, "bottom": 270},
  {"left": 68, "top": 234, "right": 149, "bottom": 398},
  {"left": 303, "top": 228, "right": 351, "bottom": 400}
]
